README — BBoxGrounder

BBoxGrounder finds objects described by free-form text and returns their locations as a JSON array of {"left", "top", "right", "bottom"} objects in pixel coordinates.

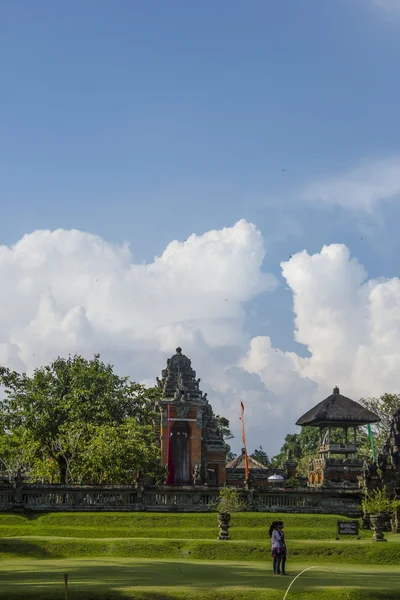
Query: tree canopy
[
  {"left": 250, "top": 446, "right": 270, "bottom": 467},
  {"left": 0, "top": 354, "right": 164, "bottom": 484},
  {"left": 359, "top": 393, "right": 400, "bottom": 460}
]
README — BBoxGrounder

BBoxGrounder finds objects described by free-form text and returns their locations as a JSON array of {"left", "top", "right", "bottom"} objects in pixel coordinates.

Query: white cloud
[
  {"left": 242, "top": 243, "right": 400, "bottom": 436},
  {"left": 3, "top": 220, "right": 400, "bottom": 456},
  {"left": 0, "top": 221, "right": 282, "bottom": 451},
  {"left": 301, "top": 156, "right": 400, "bottom": 211},
  {"left": 0, "top": 221, "right": 275, "bottom": 374},
  {"left": 370, "top": 0, "right": 400, "bottom": 16}
]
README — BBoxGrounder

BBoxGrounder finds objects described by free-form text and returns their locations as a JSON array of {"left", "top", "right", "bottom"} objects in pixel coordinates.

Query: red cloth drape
[
  {"left": 240, "top": 401, "right": 249, "bottom": 480},
  {"left": 166, "top": 403, "right": 175, "bottom": 484}
]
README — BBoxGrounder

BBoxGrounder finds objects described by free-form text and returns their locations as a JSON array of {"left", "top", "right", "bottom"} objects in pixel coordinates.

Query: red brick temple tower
[{"left": 156, "top": 348, "right": 227, "bottom": 486}]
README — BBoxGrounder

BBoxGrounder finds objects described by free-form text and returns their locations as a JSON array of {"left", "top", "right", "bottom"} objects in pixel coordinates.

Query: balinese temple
[
  {"left": 296, "top": 386, "right": 380, "bottom": 488},
  {"left": 155, "top": 348, "right": 227, "bottom": 486}
]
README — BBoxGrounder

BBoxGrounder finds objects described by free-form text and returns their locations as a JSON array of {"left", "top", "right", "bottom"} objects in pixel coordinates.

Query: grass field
[{"left": 0, "top": 512, "right": 399, "bottom": 599}]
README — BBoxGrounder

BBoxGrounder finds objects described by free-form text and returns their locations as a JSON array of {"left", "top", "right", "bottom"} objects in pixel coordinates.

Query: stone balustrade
[{"left": 0, "top": 482, "right": 362, "bottom": 515}]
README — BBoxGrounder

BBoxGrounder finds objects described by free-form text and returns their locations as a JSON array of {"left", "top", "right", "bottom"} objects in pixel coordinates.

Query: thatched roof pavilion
[{"left": 296, "top": 386, "right": 380, "bottom": 428}]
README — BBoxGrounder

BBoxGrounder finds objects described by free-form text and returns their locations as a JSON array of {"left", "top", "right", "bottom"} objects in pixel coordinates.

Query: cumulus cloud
[
  {"left": 301, "top": 156, "right": 400, "bottom": 211},
  {"left": 0, "top": 220, "right": 275, "bottom": 374},
  {"left": 3, "top": 220, "right": 400, "bottom": 456},
  {"left": 242, "top": 243, "right": 400, "bottom": 435}
]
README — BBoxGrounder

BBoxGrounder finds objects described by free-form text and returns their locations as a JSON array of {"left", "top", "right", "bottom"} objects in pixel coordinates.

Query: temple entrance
[
  {"left": 171, "top": 421, "right": 190, "bottom": 484},
  {"left": 207, "top": 465, "right": 218, "bottom": 486}
]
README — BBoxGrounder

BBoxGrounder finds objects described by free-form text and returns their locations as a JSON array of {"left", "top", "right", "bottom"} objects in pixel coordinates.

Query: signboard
[{"left": 336, "top": 520, "right": 360, "bottom": 539}]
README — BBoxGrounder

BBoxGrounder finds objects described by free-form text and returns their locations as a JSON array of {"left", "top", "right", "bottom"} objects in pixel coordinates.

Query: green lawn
[
  {"left": 0, "top": 512, "right": 399, "bottom": 599},
  {"left": 1, "top": 557, "right": 399, "bottom": 600}
]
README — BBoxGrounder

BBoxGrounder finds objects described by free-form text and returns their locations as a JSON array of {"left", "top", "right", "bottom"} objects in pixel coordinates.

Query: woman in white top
[{"left": 269, "top": 520, "right": 284, "bottom": 575}]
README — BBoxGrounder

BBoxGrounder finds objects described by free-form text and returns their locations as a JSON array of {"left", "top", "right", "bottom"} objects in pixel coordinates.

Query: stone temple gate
[{"left": 155, "top": 348, "right": 227, "bottom": 486}]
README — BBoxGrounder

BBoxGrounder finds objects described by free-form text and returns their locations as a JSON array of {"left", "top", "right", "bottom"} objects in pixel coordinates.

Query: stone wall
[{"left": 0, "top": 482, "right": 362, "bottom": 516}]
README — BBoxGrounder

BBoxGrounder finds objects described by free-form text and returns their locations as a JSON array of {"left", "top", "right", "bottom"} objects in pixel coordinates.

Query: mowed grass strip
[
  {"left": 0, "top": 558, "right": 400, "bottom": 600},
  {"left": 1, "top": 536, "right": 400, "bottom": 564},
  {"left": 0, "top": 524, "right": 372, "bottom": 540},
  {"left": 0, "top": 511, "right": 363, "bottom": 528},
  {"left": 0, "top": 511, "right": 371, "bottom": 541}
]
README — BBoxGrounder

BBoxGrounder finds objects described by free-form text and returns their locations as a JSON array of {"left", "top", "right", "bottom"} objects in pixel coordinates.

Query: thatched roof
[
  {"left": 296, "top": 386, "right": 380, "bottom": 427},
  {"left": 226, "top": 452, "right": 268, "bottom": 470}
]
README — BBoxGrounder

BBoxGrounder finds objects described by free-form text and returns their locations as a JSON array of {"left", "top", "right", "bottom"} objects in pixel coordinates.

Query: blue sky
[
  {"left": 2, "top": 1, "right": 399, "bottom": 250},
  {"left": 2, "top": 1, "right": 400, "bottom": 453}
]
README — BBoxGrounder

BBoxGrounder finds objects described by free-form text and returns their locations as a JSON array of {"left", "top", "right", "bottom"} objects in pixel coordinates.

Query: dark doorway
[
  {"left": 207, "top": 465, "right": 218, "bottom": 486},
  {"left": 171, "top": 421, "right": 190, "bottom": 484}
]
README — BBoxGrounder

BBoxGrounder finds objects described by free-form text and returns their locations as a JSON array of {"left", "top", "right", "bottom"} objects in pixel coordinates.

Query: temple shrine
[
  {"left": 296, "top": 386, "right": 380, "bottom": 488},
  {"left": 155, "top": 348, "right": 227, "bottom": 486}
]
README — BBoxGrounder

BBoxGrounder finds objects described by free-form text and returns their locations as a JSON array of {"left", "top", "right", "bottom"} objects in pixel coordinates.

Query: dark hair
[{"left": 269, "top": 521, "right": 278, "bottom": 537}]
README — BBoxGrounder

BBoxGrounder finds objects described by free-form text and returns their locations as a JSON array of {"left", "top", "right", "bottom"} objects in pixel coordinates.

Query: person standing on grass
[
  {"left": 277, "top": 521, "right": 288, "bottom": 575},
  {"left": 269, "top": 521, "right": 283, "bottom": 575}
]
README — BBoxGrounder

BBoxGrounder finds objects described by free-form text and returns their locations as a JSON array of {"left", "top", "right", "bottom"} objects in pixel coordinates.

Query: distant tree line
[{"left": 2, "top": 354, "right": 396, "bottom": 483}]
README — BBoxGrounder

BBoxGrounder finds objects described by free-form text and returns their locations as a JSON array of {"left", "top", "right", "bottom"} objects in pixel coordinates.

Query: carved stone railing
[{"left": 0, "top": 483, "right": 362, "bottom": 516}]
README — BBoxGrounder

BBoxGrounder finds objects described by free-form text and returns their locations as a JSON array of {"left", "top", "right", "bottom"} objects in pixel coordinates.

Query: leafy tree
[
  {"left": 226, "top": 451, "right": 237, "bottom": 463},
  {"left": 299, "top": 427, "right": 320, "bottom": 455},
  {"left": 272, "top": 426, "right": 349, "bottom": 469},
  {"left": 0, "top": 354, "right": 161, "bottom": 483},
  {"left": 0, "top": 429, "right": 30, "bottom": 482},
  {"left": 271, "top": 433, "right": 302, "bottom": 468},
  {"left": 359, "top": 393, "right": 400, "bottom": 460},
  {"left": 250, "top": 445, "right": 270, "bottom": 467},
  {"left": 216, "top": 415, "right": 233, "bottom": 440},
  {"left": 216, "top": 415, "right": 235, "bottom": 461},
  {"left": 211, "top": 485, "right": 246, "bottom": 514},
  {"left": 77, "top": 420, "right": 165, "bottom": 484}
]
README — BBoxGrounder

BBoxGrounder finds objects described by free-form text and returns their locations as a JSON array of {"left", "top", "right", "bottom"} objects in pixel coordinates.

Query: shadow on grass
[{"left": 1, "top": 560, "right": 400, "bottom": 600}]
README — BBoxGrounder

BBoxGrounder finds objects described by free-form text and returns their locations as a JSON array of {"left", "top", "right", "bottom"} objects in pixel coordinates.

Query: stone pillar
[
  {"left": 218, "top": 462, "right": 226, "bottom": 486},
  {"left": 13, "top": 470, "right": 23, "bottom": 509},
  {"left": 285, "top": 458, "right": 298, "bottom": 479}
]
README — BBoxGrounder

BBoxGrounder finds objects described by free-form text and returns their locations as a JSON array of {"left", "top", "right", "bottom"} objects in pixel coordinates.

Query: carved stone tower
[{"left": 156, "top": 348, "right": 226, "bottom": 486}]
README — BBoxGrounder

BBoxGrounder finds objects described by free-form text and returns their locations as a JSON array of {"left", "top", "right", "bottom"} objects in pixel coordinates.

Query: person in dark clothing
[{"left": 277, "top": 521, "right": 288, "bottom": 575}]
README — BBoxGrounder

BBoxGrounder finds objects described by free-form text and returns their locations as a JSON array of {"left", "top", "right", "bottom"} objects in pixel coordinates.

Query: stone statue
[{"left": 193, "top": 464, "right": 202, "bottom": 485}]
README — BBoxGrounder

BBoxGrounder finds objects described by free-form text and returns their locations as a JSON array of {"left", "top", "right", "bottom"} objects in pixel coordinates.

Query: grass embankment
[
  {"left": 1, "top": 512, "right": 399, "bottom": 565},
  {"left": 0, "top": 512, "right": 373, "bottom": 540},
  {"left": 1, "top": 513, "right": 399, "bottom": 598}
]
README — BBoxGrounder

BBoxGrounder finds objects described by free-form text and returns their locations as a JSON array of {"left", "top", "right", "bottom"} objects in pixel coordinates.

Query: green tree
[
  {"left": 271, "top": 433, "right": 302, "bottom": 468},
  {"left": 77, "top": 419, "right": 165, "bottom": 484},
  {"left": 0, "top": 354, "right": 161, "bottom": 483},
  {"left": 216, "top": 415, "right": 233, "bottom": 440},
  {"left": 271, "top": 427, "right": 323, "bottom": 469},
  {"left": 250, "top": 445, "right": 270, "bottom": 467},
  {"left": 226, "top": 451, "right": 237, "bottom": 463},
  {"left": 216, "top": 415, "right": 235, "bottom": 462},
  {"left": 0, "top": 429, "right": 29, "bottom": 482},
  {"left": 359, "top": 393, "right": 400, "bottom": 460}
]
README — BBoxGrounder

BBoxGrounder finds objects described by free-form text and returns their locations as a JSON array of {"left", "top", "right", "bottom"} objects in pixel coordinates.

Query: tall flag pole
[
  {"left": 367, "top": 424, "right": 376, "bottom": 463},
  {"left": 166, "top": 403, "right": 175, "bottom": 484},
  {"left": 239, "top": 401, "right": 249, "bottom": 481}
]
